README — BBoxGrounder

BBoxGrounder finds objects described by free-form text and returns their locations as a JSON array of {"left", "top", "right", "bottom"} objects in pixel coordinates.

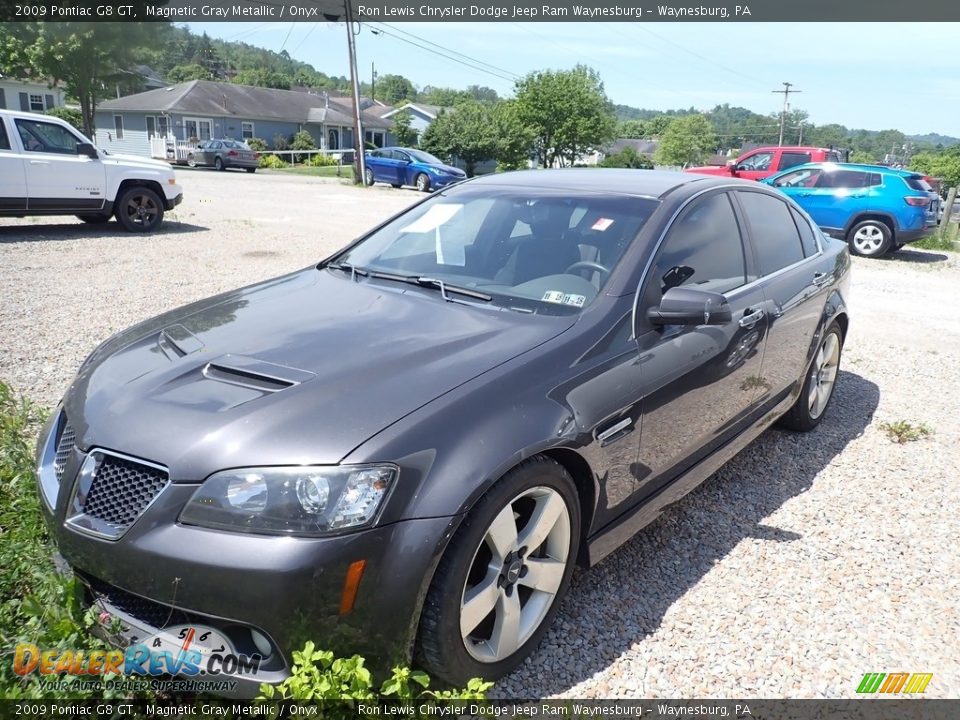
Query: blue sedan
[{"left": 364, "top": 147, "right": 466, "bottom": 192}]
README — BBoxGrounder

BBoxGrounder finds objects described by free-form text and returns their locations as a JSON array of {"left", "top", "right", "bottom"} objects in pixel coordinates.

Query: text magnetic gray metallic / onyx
[{"left": 37, "top": 169, "right": 850, "bottom": 692}]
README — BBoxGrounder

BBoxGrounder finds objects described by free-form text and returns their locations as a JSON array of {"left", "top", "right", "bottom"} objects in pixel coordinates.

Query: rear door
[
  {"left": 776, "top": 150, "right": 812, "bottom": 172},
  {"left": 0, "top": 116, "right": 28, "bottom": 212},
  {"left": 15, "top": 116, "right": 106, "bottom": 212},
  {"left": 632, "top": 190, "right": 769, "bottom": 501},
  {"left": 733, "top": 190, "right": 826, "bottom": 396},
  {"left": 393, "top": 149, "right": 413, "bottom": 186}
]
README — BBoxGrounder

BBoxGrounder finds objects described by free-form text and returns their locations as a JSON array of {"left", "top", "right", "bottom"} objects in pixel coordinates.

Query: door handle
[
  {"left": 29, "top": 160, "right": 50, "bottom": 165},
  {"left": 597, "top": 417, "right": 633, "bottom": 446},
  {"left": 813, "top": 272, "right": 831, "bottom": 286},
  {"left": 739, "top": 309, "right": 765, "bottom": 328}
]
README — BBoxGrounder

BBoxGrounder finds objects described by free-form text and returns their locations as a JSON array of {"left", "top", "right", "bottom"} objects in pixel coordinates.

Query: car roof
[
  {"left": 465, "top": 168, "right": 751, "bottom": 199},
  {"left": 773, "top": 161, "right": 921, "bottom": 178}
]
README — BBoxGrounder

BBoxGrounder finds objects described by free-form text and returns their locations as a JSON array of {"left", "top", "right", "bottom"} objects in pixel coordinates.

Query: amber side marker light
[{"left": 339, "top": 559, "right": 367, "bottom": 615}]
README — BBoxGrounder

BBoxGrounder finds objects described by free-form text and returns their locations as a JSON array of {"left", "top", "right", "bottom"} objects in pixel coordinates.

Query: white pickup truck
[{"left": 0, "top": 108, "right": 183, "bottom": 232}]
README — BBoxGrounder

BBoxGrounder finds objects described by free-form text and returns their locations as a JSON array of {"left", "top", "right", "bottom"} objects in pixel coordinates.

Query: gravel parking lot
[{"left": 2, "top": 169, "right": 958, "bottom": 698}]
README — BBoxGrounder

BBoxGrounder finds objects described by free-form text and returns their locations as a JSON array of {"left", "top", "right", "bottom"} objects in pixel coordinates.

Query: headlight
[
  {"left": 427, "top": 167, "right": 444, "bottom": 175},
  {"left": 179, "top": 465, "right": 396, "bottom": 536}
]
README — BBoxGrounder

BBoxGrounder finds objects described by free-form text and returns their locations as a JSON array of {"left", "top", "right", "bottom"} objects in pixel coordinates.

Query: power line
[
  {"left": 278, "top": 22, "right": 296, "bottom": 54},
  {"left": 291, "top": 23, "right": 320, "bottom": 55},
  {"left": 375, "top": 23, "right": 519, "bottom": 80}
]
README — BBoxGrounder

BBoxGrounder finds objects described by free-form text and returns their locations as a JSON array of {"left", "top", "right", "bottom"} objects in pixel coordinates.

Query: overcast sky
[{"left": 185, "top": 22, "right": 960, "bottom": 137}]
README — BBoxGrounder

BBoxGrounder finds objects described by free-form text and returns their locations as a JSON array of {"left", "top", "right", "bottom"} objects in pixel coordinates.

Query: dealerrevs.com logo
[
  {"left": 856, "top": 672, "right": 933, "bottom": 694},
  {"left": 14, "top": 624, "right": 262, "bottom": 680}
]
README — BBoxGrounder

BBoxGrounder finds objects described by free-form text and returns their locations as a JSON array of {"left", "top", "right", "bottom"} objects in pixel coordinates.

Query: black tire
[
  {"left": 415, "top": 173, "right": 431, "bottom": 193},
  {"left": 115, "top": 186, "right": 164, "bottom": 233},
  {"left": 214, "top": 157, "right": 225, "bottom": 171},
  {"left": 846, "top": 219, "right": 892, "bottom": 257},
  {"left": 779, "top": 323, "right": 843, "bottom": 432},
  {"left": 890, "top": 242, "right": 904, "bottom": 252},
  {"left": 417, "top": 456, "right": 580, "bottom": 686},
  {"left": 364, "top": 168, "right": 374, "bottom": 186},
  {"left": 76, "top": 214, "right": 111, "bottom": 224},
  {"left": 186, "top": 154, "right": 197, "bottom": 168},
  {"left": 246, "top": 167, "right": 256, "bottom": 174}
]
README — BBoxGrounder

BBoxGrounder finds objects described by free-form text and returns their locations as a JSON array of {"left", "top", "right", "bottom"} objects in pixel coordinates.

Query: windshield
[
  {"left": 334, "top": 186, "right": 659, "bottom": 313},
  {"left": 407, "top": 149, "right": 445, "bottom": 165}
]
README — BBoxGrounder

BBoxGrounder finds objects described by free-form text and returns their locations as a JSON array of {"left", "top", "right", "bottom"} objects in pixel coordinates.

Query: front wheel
[
  {"left": 214, "top": 157, "right": 224, "bottom": 171},
  {"left": 115, "top": 186, "right": 164, "bottom": 233},
  {"left": 847, "top": 220, "right": 892, "bottom": 257},
  {"left": 415, "top": 173, "right": 431, "bottom": 192},
  {"left": 417, "top": 456, "right": 580, "bottom": 686},
  {"left": 779, "top": 324, "right": 843, "bottom": 431}
]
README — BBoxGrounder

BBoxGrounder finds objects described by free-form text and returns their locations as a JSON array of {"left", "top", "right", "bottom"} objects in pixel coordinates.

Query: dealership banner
[
  {"left": 3, "top": 0, "right": 960, "bottom": 22},
  {"left": 1, "top": 700, "right": 959, "bottom": 719}
]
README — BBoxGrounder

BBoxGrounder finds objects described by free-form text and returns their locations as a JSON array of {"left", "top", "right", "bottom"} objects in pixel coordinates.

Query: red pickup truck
[{"left": 685, "top": 146, "right": 845, "bottom": 181}]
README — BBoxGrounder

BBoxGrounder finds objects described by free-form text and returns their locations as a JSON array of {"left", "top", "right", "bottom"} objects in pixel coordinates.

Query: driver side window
[
  {"left": 646, "top": 193, "right": 748, "bottom": 303},
  {"left": 738, "top": 152, "right": 773, "bottom": 171},
  {"left": 15, "top": 118, "right": 80, "bottom": 154}
]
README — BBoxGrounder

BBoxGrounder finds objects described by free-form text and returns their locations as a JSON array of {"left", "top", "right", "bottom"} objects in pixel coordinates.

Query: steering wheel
[{"left": 565, "top": 260, "right": 610, "bottom": 278}]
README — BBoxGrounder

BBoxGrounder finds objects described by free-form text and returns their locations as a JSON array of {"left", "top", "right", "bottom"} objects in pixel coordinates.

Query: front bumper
[
  {"left": 431, "top": 174, "right": 466, "bottom": 189},
  {"left": 36, "top": 414, "right": 454, "bottom": 697},
  {"left": 164, "top": 189, "right": 183, "bottom": 211}
]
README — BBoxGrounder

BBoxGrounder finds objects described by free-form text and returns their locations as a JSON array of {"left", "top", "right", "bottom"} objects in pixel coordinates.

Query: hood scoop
[
  {"left": 202, "top": 354, "right": 315, "bottom": 393},
  {"left": 158, "top": 325, "right": 204, "bottom": 359}
]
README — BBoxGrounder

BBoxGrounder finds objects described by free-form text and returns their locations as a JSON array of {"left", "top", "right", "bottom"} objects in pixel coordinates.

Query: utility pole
[
  {"left": 343, "top": 6, "right": 366, "bottom": 185},
  {"left": 772, "top": 82, "right": 801, "bottom": 147},
  {"left": 371, "top": 62, "right": 377, "bottom": 102}
]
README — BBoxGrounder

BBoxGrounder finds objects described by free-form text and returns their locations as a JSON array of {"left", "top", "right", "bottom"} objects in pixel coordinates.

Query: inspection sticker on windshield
[
  {"left": 591, "top": 217, "right": 614, "bottom": 231},
  {"left": 542, "top": 291, "right": 586, "bottom": 307}
]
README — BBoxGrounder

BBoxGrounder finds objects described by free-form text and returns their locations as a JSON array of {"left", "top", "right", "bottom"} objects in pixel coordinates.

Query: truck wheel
[
  {"left": 115, "top": 187, "right": 164, "bottom": 233},
  {"left": 76, "top": 214, "right": 111, "bottom": 224}
]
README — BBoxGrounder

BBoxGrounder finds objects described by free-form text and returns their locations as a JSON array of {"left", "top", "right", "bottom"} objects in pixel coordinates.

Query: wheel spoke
[
  {"left": 489, "top": 589, "right": 521, "bottom": 658},
  {"left": 517, "top": 492, "right": 564, "bottom": 553},
  {"left": 485, "top": 504, "right": 518, "bottom": 561},
  {"left": 460, "top": 573, "right": 500, "bottom": 637},
  {"left": 808, "top": 379, "right": 819, "bottom": 411},
  {"left": 519, "top": 557, "right": 564, "bottom": 595}
]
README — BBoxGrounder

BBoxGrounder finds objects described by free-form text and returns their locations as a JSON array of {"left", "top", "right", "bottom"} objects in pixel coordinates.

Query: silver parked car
[{"left": 186, "top": 139, "right": 258, "bottom": 173}]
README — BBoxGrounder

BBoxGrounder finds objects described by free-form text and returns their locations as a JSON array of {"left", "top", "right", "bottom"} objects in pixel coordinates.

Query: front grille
[
  {"left": 85, "top": 576, "right": 188, "bottom": 629},
  {"left": 82, "top": 454, "right": 168, "bottom": 531},
  {"left": 53, "top": 422, "right": 76, "bottom": 484}
]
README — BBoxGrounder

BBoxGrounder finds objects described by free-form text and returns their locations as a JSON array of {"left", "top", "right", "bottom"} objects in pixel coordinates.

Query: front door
[
  {"left": 0, "top": 117, "right": 27, "bottom": 211},
  {"left": 733, "top": 149, "right": 777, "bottom": 181},
  {"left": 633, "top": 191, "right": 768, "bottom": 501},
  {"left": 14, "top": 116, "right": 106, "bottom": 212}
]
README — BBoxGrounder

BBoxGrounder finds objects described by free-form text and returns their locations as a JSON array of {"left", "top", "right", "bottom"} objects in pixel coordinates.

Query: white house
[
  {"left": 380, "top": 103, "right": 447, "bottom": 142},
  {"left": 0, "top": 78, "right": 66, "bottom": 113}
]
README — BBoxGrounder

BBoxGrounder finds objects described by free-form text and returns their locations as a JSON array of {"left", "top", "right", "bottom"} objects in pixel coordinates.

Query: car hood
[
  {"left": 101, "top": 152, "right": 176, "bottom": 173},
  {"left": 66, "top": 268, "right": 575, "bottom": 480},
  {"left": 683, "top": 165, "right": 730, "bottom": 176}
]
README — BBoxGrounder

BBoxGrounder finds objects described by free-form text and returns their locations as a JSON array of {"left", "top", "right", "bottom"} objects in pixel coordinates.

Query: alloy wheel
[
  {"left": 124, "top": 194, "right": 159, "bottom": 228},
  {"left": 459, "top": 486, "right": 570, "bottom": 663},
  {"left": 852, "top": 225, "right": 885, "bottom": 255},
  {"left": 808, "top": 332, "right": 840, "bottom": 419}
]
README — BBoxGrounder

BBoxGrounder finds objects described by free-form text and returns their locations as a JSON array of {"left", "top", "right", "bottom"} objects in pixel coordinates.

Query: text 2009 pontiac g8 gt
[{"left": 37, "top": 170, "right": 849, "bottom": 691}]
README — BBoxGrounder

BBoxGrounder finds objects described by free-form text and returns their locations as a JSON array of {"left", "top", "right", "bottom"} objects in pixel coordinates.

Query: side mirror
[
  {"left": 647, "top": 286, "right": 732, "bottom": 326},
  {"left": 77, "top": 142, "right": 98, "bottom": 159}
]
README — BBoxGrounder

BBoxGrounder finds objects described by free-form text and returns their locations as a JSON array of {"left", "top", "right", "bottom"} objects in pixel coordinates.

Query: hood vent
[
  {"left": 202, "top": 354, "right": 315, "bottom": 393},
  {"left": 158, "top": 325, "right": 204, "bottom": 359}
]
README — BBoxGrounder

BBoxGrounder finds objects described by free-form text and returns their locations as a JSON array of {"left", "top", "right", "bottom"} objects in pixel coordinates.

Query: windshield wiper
[
  {"left": 366, "top": 271, "right": 492, "bottom": 302},
  {"left": 326, "top": 261, "right": 368, "bottom": 280}
]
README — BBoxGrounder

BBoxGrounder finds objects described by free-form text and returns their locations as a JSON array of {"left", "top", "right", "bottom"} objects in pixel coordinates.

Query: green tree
[
  {"left": 491, "top": 100, "right": 535, "bottom": 171},
  {"left": 232, "top": 68, "right": 292, "bottom": 90},
  {"left": 514, "top": 65, "right": 617, "bottom": 168},
  {"left": 0, "top": 21, "right": 155, "bottom": 136},
  {"left": 618, "top": 119, "right": 648, "bottom": 139},
  {"left": 375, "top": 74, "right": 416, "bottom": 106},
  {"left": 45, "top": 107, "right": 84, "bottom": 132},
  {"left": 849, "top": 150, "right": 876, "bottom": 164},
  {"left": 391, "top": 110, "right": 419, "bottom": 147},
  {"left": 654, "top": 114, "right": 716, "bottom": 168},
  {"left": 421, "top": 102, "right": 497, "bottom": 177},
  {"left": 805, "top": 123, "right": 849, "bottom": 150},
  {"left": 417, "top": 86, "right": 470, "bottom": 106},
  {"left": 910, "top": 148, "right": 960, "bottom": 188},
  {"left": 167, "top": 63, "right": 213, "bottom": 83},
  {"left": 600, "top": 146, "right": 653, "bottom": 169},
  {"left": 645, "top": 115, "right": 674, "bottom": 137}
]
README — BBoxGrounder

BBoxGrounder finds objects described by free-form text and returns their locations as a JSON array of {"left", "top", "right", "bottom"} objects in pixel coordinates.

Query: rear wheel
[
  {"left": 417, "top": 456, "right": 579, "bottom": 686},
  {"left": 115, "top": 186, "right": 164, "bottom": 233},
  {"left": 76, "top": 214, "right": 111, "bottom": 224},
  {"left": 364, "top": 167, "right": 374, "bottom": 186},
  {"left": 186, "top": 154, "right": 197, "bottom": 168},
  {"left": 246, "top": 167, "right": 256, "bottom": 174},
  {"left": 779, "top": 324, "right": 843, "bottom": 431},
  {"left": 847, "top": 220, "right": 892, "bottom": 257},
  {"left": 415, "top": 173, "right": 431, "bottom": 192}
]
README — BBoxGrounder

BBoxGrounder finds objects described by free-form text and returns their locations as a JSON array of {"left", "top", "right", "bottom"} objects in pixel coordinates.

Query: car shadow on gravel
[
  {"left": 500, "top": 369, "right": 880, "bottom": 696},
  {"left": 0, "top": 221, "right": 209, "bottom": 243},
  {"left": 881, "top": 249, "right": 950, "bottom": 264}
]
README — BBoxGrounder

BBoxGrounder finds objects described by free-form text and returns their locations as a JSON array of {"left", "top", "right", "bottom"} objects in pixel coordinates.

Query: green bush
[
  {"left": 600, "top": 146, "right": 653, "bottom": 169},
  {"left": 272, "top": 133, "right": 290, "bottom": 151},
  {"left": 246, "top": 137, "right": 268, "bottom": 152},
  {"left": 259, "top": 154, "right": 289, "bottom": 169},
  {"left": 306, "top": 153, "right": 337, "bottom": 167},
  {"left": 257, "top": 641, "right": 492, "bottom": 707}
]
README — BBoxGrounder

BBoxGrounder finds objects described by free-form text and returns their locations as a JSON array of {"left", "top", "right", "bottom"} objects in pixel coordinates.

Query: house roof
[
  {"left": 381, "top": 102, "right": 447, "bottom": 120},
  {"left": 98, "top": 80, "right": 391, "bottom": 129}
]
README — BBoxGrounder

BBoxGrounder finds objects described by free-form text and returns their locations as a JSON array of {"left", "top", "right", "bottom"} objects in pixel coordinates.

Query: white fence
[{"left": 149, "top": 136, "right": 354, "bottom": 166}]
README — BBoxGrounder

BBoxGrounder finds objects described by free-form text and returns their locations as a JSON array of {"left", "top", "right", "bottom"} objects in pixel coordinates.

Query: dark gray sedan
[
  {"left": 37, "top": 170, "right": 850, "bottom": 693},
  {"left": 186, "top": 139, "right": 258, "bottom": 172}
]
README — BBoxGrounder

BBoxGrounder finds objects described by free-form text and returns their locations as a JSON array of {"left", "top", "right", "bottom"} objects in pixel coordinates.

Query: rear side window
[
  {"left": 650, "top": 193, "right": 747, "bottom": 296},
  {"left": 817, "top": 170, "right": 870, "bottom": 189},
  {"left": 0, "top": 120, "right": 9, "bottom": 150},
  {"left": 778, "top": 152, "right": 811, "bottom": 170},
  {"left": 737, "top": 191, "right": 805, "bottom": 275},
  {"left": 790, "top": 207, "right": 819, "bottom": 257},
  {"left": 904, "top": 175, "right": 933, "bottom": 192},
  {"left": 826, "top": 151, "right": 842, "bottom": 162}
]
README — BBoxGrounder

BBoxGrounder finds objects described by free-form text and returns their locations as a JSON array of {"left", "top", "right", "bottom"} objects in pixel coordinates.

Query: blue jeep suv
[{"left": 763, "top": 163, "right": 938, "bottom": 257}]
